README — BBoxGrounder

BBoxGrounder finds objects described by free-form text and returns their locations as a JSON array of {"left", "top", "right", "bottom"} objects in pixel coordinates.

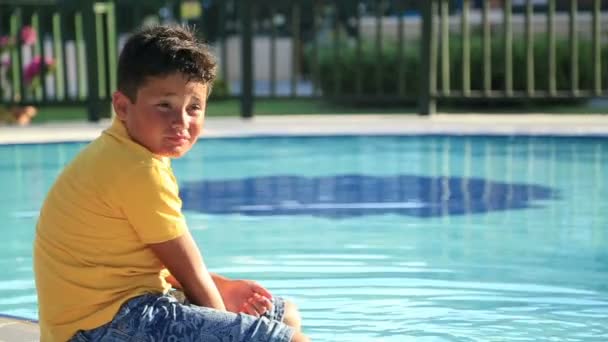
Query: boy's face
[{"left": 113, "top": 73, "right": 208, "bottom": 158}]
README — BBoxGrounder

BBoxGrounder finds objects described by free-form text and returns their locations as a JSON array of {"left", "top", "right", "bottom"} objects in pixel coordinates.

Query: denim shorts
[{"left": 70, "top": 292, "right": 294, "bottom": 342}]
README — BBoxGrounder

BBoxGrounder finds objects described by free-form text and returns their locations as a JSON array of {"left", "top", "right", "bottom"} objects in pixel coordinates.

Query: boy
[{"left": 33, "top": 25, "right": 309, "bottom": 342}]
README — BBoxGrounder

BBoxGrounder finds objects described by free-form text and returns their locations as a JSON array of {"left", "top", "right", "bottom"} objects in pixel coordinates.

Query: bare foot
[
  {"left": 216, "top": 278, "right": 274, "bottom": 316},
  {"left": 11, "top": 106, "right": 37, "bottom": 126}
]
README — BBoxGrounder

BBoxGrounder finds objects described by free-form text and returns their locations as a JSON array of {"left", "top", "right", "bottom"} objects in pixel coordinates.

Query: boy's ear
[{"left": 112, "top": 91, "right": 130, "bottom": 121}]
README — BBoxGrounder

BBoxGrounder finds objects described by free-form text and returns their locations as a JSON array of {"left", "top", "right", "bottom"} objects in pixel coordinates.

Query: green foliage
[
  {"left": 312, "top": 40, "right": 422, "bottom": 98},
  {"left": 310, "top": 34, "right": 608, "bottom": 99},
  {"left": 209, "top": 78, "right": 230, "bottom": 99}
]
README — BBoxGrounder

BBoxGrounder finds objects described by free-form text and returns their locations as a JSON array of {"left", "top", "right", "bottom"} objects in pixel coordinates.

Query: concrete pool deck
[
  {"left": 1, "top": 114, "right": 607, "bottom": 145},
  {"left": 0, "top": 316, "right": 38, "bottom": 342},
  {"left": 0, "top": 113, "right": 606, "bottom": 340}
]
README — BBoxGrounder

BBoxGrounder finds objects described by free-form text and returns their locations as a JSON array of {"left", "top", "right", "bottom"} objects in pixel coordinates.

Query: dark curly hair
[{"left": 117, "top": 25, "right": 217, "bottom": 102}]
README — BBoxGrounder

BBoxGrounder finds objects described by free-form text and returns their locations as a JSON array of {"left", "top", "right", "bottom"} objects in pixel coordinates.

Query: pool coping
[{"left": 1, "top": 114, "right": 608, "bottom": 145}]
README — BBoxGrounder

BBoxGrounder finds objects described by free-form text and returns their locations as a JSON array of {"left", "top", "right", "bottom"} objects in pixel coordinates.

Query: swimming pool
[{"left": 1, "top": 135, "right": 607, "bottom": 341}]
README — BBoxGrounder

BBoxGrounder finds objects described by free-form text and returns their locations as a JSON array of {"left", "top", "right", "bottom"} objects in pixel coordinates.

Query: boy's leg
[
  {"left": 291, "top": 331, "right": 311, "bottom": 342},
  {"left": 263, "top": 298, "right": 305, "bottom": 340},
  {"left": 280, "top": 300, "right": 302, "bottom": 332},
  {"left": 172, "top": 288, "right": 304, "bottom": 333},
  {"left": 71, "top": 293, "right": 298, "bottom": 342}
]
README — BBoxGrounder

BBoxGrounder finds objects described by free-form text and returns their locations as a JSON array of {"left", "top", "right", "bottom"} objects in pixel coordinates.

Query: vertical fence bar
[
  {"left": 525, "top": 0, "right": 534, "bottom": 96},
  {"left": 32, "top": 12, "right": 45, "bottom": 101},
  {"left": 548, "top": 0, "right": 556, "bottom": 95},
  {"left": 83, "top": 3, "right": 100, "bottom": 121},
  {"left": 18, "top": 9, "right": 27, "bottom": 102},
  {"left": 482, "top": 0, "right": 491, "bottom": 95},
  {"left": 10, "top": 9, "right": 23, "bottom": 102},
  {"left": 60, "top": 9, "right": 70, "bottom": 100},
  {"left": 132, "top": 4, "right": 141, "bottom": 30},
  {"left": 440, "top": 0, "right": 449, "bottom": 95},
  {"left": 0, "top": 6, "right": 3, "bottom": 44},
  {"left": 94, "top": 8, "right": 106, "bottom": 99},
  {"left": 240, "top": 0, "right": 253, "bottom": 118},
  {"left": 312, "top": 1, "right": 320, "bottom": 96},
  {"left": 569, "top": 0, "right": 578, "bottom": 95},
  {"left": 270, "top": 5, "right": 277, "bottom": 96},
  {"left": 291, "top": 2, "right": 300, "bottom": 97},
  {"left": 461, "top": 0, "right": 470, "bottom": 96},
  {"left": 375, "top": 0, "right": 383, "bottom": 94},
  {"left": 419, "top": 0, "right": 437, "bottom": 115},
  {"left": 504, "top": 0, "right": 512, "bottom": 96},
  {"left": 52, "top": 11, "right": 65, "bottom": 100},
  {"left": 355, "top": 2, "right": 363, "bottom": 95},
  {"left": 592, "top": 0, "right": 601, "bottom": 95},
  {"left": 75, "top": 12, "right": 86, "bottom": 100},
  {"left": 174, "top": 0, "right": 183, "bottom": 23},
  {"left": 106, "top": 2, "right": 117, "bottom": 96},
  {"left": 333, "top": 4, "right": 340, "bottom": 96},
  {"left": 218, "top": 1, "right": 228, "bottom": 86},
  {"left": 397, "top": 0, "right": 405, "bottom": 96}
]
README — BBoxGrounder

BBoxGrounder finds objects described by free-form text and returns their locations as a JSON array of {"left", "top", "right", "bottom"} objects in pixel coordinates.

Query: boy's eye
[
  {"left": 156, "top": 103, "right": 171, "bottom": 110},
  {"left": 188, "top": 105, "right": 203, "bottom": 114}
]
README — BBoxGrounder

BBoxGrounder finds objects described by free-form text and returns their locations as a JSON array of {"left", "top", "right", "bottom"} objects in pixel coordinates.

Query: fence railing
[
  {"left": 423, "top": 0, "right": 607, "bottom": 114},
  {"left": 1, "top": 0, "right": 607, "bottom": 120},
  {"left": 0, "top": 0, "right": 116, "bottom": 121},
  {"left": 167, "top": 0, "right": 608, "bottom": 116}
]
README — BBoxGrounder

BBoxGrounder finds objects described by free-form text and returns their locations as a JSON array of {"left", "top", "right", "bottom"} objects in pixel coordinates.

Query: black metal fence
[{"left": 1, "top": 0, "right": 607, "bottom": 120}]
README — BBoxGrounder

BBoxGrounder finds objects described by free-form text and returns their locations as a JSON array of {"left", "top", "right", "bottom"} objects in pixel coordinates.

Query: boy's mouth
[{"left": 166, "top": 135, "right": 189, "bottom": 145}]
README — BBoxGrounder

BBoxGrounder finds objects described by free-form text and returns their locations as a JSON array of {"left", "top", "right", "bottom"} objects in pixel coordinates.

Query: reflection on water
[
  {"left": 0, "top": 136, "right": 607, "bottom": 341},
  {"left": 181, "top": 174, "right": 559, "bottom": 218}
]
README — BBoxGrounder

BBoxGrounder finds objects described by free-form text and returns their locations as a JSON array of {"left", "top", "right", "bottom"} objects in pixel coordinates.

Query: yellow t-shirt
[{"left": 33, "top": 119, "right": 188, "bottom": 342}]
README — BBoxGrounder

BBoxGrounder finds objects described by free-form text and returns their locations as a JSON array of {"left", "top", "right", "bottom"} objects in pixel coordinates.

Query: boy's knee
[
  {"left": 283, "top": 300, "right": 302, "bottom": 331},
  {"left": 290, "top": 331, "right": 310, "bottom": 342}
]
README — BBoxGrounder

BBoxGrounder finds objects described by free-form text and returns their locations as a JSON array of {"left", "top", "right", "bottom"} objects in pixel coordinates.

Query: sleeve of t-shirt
[{"left": 119, "top": 164, "right": 188, "bottom": 244}]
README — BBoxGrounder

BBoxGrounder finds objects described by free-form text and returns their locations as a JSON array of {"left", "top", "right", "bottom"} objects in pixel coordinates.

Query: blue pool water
[{"left": 0, "top": 135, "right": 607, "bottom": 341}]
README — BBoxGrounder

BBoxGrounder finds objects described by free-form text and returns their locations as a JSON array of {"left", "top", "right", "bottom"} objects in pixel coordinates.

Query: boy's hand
[{"left": 217, "top": 278, "right": 274, "bottom": 316}]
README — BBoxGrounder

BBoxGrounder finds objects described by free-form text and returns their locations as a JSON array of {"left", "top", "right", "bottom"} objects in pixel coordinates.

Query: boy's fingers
[
  {"left": 239, "top": 302, "right": 253, "bottom": 315},
  {"left": 254, "top": 293, "right": 274, "bottom": 311},
  {"left": 242, "top": 301, "right": 261, "bottom": 317},
  {"left": 248, "top": 297, "right": 268, "bottom": 315},
  {"left": 250, "top": 282, "right": 273, "bottom": 299}
]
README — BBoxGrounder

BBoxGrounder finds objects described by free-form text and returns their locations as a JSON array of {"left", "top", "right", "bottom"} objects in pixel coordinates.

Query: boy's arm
[
  {"left": 165, "top": 272, "right": 228, "bottom": 290},
  {"left": 165, "top": 272, "right": 274, "bottom": 316},
  {"left": 149, "top": 230, "right": 225, "bottom": 310}
]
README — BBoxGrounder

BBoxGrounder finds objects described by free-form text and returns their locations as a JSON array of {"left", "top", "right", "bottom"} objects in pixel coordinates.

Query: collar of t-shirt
[{"left": 104, "top": 118, "right": 171, "bottom": 166}]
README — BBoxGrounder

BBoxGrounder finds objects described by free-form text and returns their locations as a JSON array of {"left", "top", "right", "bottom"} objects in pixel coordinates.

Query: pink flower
[
  {"left": 24, "top": 56, "right": 54, "bottom": 85},
  {"left": 20, "top": 26, "right": 37, "bottom": 46},
  {"left": 0, "top": 36, "right": 11, "bottom": 47},
  {"left": 1, "top": 55, "right": 10, "bottom": 68},
  {"left": 0, "top": 35, "right": 14, "bottom": 48}
]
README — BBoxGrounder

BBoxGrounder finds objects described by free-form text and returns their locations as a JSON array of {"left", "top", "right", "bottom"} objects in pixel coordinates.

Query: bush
[
  {"left": 312, "top": 39, "right": 422, "bottom": 98},
  {"left": 209, "top": 78, "right": 230, "bottom": 99},
  {"left": 309, "top": 34, "right": 608, "bottom": 102}
]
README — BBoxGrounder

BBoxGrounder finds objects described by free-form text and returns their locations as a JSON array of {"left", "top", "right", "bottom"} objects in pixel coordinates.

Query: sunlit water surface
[{"left": 0, "top": 135, "right": 606, "bottom": 341}]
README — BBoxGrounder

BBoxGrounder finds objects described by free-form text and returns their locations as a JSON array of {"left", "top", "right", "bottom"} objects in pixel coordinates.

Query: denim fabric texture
[{"left": 69, "top": 293, "right": 294, "bottom": 342}]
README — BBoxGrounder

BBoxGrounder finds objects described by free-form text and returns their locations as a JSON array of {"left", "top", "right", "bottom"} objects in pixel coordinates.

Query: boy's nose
[{"left": 171, "top": 110, "right": 190, "bottom": 129}]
